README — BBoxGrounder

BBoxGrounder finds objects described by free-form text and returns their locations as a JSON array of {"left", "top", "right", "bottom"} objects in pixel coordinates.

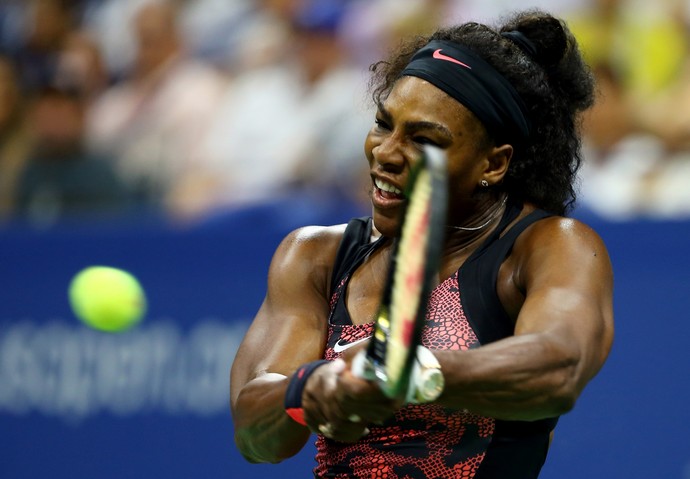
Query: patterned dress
[{"left": 313, "top": 203, "right": 557, "bottom": 478}]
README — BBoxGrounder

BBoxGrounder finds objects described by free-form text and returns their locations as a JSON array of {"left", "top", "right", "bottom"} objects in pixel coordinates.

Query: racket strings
[{"left": 386, "top": 170, "right": 433, "bottom": 386}]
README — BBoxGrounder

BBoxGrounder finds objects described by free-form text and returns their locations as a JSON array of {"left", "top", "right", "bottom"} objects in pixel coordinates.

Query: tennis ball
[{"left": 68, "top": 266, "right": 146, "bottom": 333}]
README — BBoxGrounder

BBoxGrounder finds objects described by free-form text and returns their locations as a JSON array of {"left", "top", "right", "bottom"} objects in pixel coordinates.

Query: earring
[{"left": 480, "top": 179, "right": 489, "bottom": 187}]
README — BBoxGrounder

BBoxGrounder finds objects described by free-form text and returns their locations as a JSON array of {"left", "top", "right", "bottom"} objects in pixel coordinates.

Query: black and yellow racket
[{"left": 353, "top": 145, "right": 447, "bottom": 401}]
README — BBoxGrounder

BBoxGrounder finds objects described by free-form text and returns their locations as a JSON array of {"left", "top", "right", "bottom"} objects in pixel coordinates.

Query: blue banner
[{"left": 1, "top": 199, "right": 689, "bottom": 479}]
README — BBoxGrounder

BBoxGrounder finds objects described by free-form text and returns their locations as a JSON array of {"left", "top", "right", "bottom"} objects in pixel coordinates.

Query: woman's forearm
[
  {"left": 435, "top": 333, "right": 582, "bottom": 420},
  {"left": 232, "top": 373, "right": 311, "bottom": 463}
]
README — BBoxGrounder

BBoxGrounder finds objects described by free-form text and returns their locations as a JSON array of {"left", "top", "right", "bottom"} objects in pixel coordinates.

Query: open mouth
[{"left": 374, "top": 178, "right": 404, "bottom": 200}]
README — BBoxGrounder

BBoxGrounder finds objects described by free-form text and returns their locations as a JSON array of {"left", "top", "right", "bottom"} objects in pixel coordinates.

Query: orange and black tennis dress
[{"left": 315, "top": 202, "right": 557, "bottom": 478}]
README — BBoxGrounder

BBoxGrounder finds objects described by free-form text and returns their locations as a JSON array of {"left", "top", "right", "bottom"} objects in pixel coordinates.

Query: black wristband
[{"left": 284, "top": 360, "right": 329, "bottom": 426}]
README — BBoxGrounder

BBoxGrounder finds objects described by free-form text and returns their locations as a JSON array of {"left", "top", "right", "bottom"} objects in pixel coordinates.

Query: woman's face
[{"left": 364, "top": 75, "right": 493, "bottom": 236}]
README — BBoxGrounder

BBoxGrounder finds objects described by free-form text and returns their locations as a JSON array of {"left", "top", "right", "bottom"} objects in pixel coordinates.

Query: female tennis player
[{"left": 230, "top": 9, "right": 614, "bottom": 478}]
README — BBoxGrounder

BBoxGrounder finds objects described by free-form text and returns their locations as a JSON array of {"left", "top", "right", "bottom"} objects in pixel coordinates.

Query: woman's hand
[{"left": 302, "top": 356, "right": 401, "bottom": 442}]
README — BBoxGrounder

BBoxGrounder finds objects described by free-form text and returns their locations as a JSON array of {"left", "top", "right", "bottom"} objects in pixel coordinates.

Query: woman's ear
[{"left": 480, "top": 143, "right": 512, "bottom": 186}]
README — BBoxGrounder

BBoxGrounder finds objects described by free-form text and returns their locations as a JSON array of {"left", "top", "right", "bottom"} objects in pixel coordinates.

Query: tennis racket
[{"left": 353, "top": 144, "right": 447, "bottom": 402}]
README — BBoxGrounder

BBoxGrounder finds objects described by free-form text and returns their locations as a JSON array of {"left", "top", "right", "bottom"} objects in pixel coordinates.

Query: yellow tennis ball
[{"left": 68, "top": 266, "right": 147, "bottom": 333}]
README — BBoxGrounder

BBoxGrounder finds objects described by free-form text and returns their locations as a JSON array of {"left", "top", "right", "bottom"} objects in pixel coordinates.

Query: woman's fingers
[{"left": 302, "top": 358, "right": 402, "bottom": 441}]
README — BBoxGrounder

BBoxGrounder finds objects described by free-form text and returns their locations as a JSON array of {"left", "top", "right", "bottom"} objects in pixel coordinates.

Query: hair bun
[
  {"left": 500, "top": 10, "right": 594, "bottom": 115},
  {"left": 501, "top": 12, "right": 567, "bottom": 69}
]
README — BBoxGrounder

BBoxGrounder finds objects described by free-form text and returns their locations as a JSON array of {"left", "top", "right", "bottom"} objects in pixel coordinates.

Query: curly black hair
[{"left": 369, "top": 10, "right": 595, "bottom": 215}]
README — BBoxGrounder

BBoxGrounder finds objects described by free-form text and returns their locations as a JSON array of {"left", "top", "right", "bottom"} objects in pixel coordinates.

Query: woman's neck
[{"left": 444, "top": 194, "right": 509, "bottom": 254}]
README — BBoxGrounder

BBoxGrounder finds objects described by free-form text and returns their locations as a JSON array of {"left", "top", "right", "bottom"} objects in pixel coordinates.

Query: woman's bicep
[
  {"left": 230, "top": 226, "right": 338, "bottom": 405},
  {"left": 515, "top": 219, "right": 614, "bottom": 382}
]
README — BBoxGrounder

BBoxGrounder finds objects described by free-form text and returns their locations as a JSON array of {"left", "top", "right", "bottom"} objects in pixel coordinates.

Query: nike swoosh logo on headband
[
  {"left": 432, "top": 49, "right": 472, "bottom": 69},
  {"left": 332, "top": 336, "right": 370, "bottom": 353}
]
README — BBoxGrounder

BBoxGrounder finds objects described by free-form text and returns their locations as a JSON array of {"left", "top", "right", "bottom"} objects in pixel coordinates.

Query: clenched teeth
[{"left": 374, "top": 178, "right": 402, "bottom": 195}]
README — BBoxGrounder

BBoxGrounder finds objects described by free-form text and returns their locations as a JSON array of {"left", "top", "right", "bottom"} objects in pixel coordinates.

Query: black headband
[{"left": 400, "top": 40, "right": 531, "bottom": 145}]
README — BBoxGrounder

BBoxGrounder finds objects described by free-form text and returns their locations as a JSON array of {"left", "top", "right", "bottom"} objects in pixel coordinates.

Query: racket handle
[
  {"left": 351, "top": 347, "right": 444, "bottom": 403},
  {"left": 406, "top": 346, "right": 445, "bottom": 404},
  {"left": 351, "top": 349, "right": 386, "bottom": 383}
]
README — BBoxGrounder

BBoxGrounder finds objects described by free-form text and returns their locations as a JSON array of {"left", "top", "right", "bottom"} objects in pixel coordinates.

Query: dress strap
[
  {"left": 459, "top": 204, "right": 553, "bottom": 345},
  {"left": 329, "top": 217, "right": 381, "bottom": 297}
]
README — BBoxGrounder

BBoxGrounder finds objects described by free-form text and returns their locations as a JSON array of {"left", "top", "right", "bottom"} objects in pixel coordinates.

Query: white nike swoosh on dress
[{"left": 332, "top": 336, "right": 370, "bottom": 353}]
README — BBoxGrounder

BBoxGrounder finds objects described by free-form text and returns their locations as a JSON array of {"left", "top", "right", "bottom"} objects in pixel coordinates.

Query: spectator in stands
[
  {"left": 5, "top": 0, "right": 76, "bottom": 95},
  {"left": 54, "top": 29, "right": 110, "bottom": 104},
  {"left": 14, "top": 87, "right": 132, "bottom": 225},
  {"left": 568, "top": 0, "right": 687, "bottom": 104},
  {"left": 195, "top": 0, "right": 373, "bottom": 215},
  {"left": 576, "top": 62, "right": 667, "bottom": 218},
  {"left": 0, "top": 55, "right": 31, "bottom": 221},
  {"left": 84, "top": 0, "right": 226, "bottom": 214},
  {"left": 571, "top": 0, "right": 690, "bottom": 219}
]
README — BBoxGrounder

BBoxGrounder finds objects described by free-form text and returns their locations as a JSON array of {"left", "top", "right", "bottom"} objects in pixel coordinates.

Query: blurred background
[{"left": 0, "top": 0, "right": 689, "bottom": 478}]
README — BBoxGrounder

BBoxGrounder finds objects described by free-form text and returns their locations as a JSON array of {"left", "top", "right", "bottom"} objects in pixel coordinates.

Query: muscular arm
[
  {"left": 435, "top": 218, "right": 614, "bottom": 420},
  {"left": 230, "top": 225, "right": 343, "bottom": 463}
]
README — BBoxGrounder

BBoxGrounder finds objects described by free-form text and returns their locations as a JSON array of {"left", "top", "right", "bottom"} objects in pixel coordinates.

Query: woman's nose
[{"left": 371, "top": 136, "right": 405, "bottom": 172}]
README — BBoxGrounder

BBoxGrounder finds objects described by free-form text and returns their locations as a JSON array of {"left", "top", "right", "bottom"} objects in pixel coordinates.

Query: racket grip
[
  {"left": 351, "top": 349, "right": 370, "bottom": 379},
  {"left": 351, "top": 349, "right": 384, "bottom": 382},
  {"left": 406, "top": 346, "right": 445, "bottom": 404}
]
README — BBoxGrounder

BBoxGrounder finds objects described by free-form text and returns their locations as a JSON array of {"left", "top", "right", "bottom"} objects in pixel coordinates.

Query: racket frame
[{"left": 357, "top": 145, "right": 448, "bottom": 399}]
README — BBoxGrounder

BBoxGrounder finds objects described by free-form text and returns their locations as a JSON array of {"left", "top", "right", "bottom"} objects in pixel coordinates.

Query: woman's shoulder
[
  {"left": 513, "top": 208, "right": 610, "bottom": 266},
  {"left": 283, "top": 222, "right": 348, "bottom": 250},
  {"left": 271, "top": 223, "right": 351, "bottom": 273},
  {"left": 526, "top": 212, "right": 604, "bottom": 242}
]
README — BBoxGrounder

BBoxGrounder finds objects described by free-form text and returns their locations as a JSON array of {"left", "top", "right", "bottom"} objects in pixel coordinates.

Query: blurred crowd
[{"left": 1, "top": 0, "right": 690, "bottom": 227}]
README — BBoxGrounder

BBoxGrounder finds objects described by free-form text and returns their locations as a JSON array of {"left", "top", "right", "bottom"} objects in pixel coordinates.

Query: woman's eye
[
  {"left": 374, "top": 118, "right": 390, "bottom": 130},
  {"left": 413, "top": 136, "right": 437, "bottom": 146}
]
